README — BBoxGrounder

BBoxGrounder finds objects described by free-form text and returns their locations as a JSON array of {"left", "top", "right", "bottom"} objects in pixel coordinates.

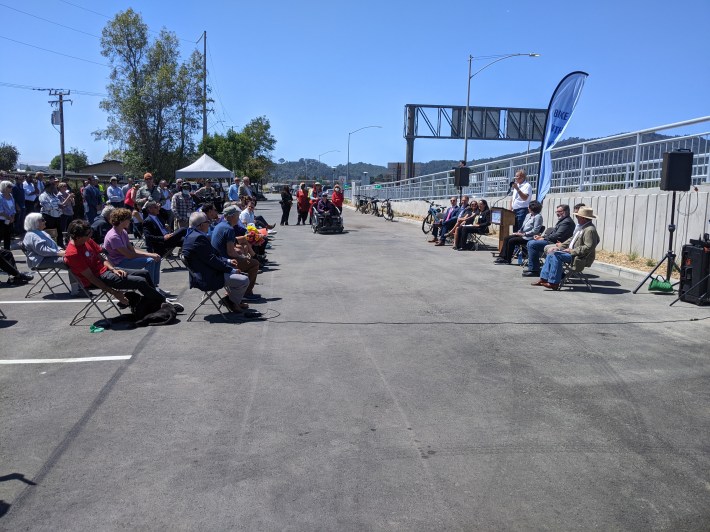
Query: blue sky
[{"left": 1, "top": 0, "right": 709, "bottom": 170}]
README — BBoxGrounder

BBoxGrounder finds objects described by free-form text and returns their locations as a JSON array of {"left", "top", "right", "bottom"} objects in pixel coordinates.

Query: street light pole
[
  {"left": 318, "top": 149, "right": 340, "bottom": 180},
  {"left": 463, "top": 53, "right": 539, "bottom": 165},
  {"left": 347, "top": 125, "right": 382, "bottom": 183}
]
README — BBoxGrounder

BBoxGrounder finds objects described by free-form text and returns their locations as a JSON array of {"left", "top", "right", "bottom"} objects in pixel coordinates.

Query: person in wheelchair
[{"left": 315, "top": 192, "right": 340, "bottom": 227}]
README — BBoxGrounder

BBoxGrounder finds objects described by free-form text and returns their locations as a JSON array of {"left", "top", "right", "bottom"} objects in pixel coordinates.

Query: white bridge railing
[{"left": 351, "top": 117, "right": 710, "bottom": 201}]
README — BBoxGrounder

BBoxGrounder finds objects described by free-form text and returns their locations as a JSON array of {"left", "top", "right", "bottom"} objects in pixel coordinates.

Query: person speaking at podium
[{"left": 510, "top": 170, "right": 532, "bottom": 232}]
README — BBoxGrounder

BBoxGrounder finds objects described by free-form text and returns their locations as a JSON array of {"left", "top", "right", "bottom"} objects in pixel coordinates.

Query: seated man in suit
[
  {"left": 64, "top": 219, "right": 166, "bottom": 307},
  {"left": 182, "top": 211, "right": 260, "bottom": 318},
  {"left": 142, "top": 200, "right": 187, "bottom": 255},
  {"left": 430, "top": 196, "right": 460, "bottom": 246},
  {"left": 211, "top": 205, "right": 261, "bottom": 301},
  {"left": 90, "top": 205, "right": 114, "bottom": 245},
  {"left": 530, "top": 206, "right": 600, "bottom": 290},
  {"left": 522, "top": 203, "right": 579, "bottom": 277}
]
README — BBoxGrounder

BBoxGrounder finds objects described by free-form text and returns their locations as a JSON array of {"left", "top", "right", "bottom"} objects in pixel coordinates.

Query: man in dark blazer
[
  {"left": 181, "top": 211, "right": 259, "bottom": 318},
  {"left": 428, "top": 196, "right": 460, "bottom": 245},
  {"left": 142, "top": 201, "right": 187, "bottom": 255},
  {"left": 522, "top": 203, "right": 577, "bottom": 276}
]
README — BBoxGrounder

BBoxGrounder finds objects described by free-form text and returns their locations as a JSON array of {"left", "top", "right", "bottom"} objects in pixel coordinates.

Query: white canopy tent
[{"left": 175, "top": 153, "right": 233, "bottom": 180}]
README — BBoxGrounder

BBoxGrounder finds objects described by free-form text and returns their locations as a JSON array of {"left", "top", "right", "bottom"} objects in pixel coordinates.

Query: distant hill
[
  {"left": 267, "top": 159, "right": 387, "bottom": 183},
  {"left": 266, "top": 131, "right": 693, "bottom": 182}
]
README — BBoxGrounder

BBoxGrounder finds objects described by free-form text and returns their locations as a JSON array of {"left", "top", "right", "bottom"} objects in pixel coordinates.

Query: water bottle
[{"left": 517, "top": 248, "right": 523, "bottom": 265}]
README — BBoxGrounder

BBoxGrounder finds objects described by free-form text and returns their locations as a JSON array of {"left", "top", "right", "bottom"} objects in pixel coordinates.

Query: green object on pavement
[
  {"left": 648, "top": 276, "right": 673, "bottom": 292},
  {"left": 89, "top": 325, "right": 105, "bottom": 333}
]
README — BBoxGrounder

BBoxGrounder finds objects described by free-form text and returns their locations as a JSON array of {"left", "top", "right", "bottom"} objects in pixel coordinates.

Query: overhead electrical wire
[
  {"left": 0, "top": 3, "right": 101, "bottom": 38},
  {"left": 0, "top": 34, "right": 109, "bottom": 67}
]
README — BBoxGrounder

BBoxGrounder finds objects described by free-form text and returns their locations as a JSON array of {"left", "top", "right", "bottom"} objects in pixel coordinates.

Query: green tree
[
  {"left": 200, "top": 116, "right": 276, "bottom": 182},
  {"left": 0, "top": 142, "right": 19, "bottom": 171},
  {"left": 94, "top": 9, "right": 205, "bottom": 179},
  {"left": 49, "top": 148, "right": 89, "bottom": 172}
]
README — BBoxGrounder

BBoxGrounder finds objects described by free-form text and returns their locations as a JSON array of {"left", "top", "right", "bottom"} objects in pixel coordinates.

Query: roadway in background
[{"left": 1, "top": 196, "right": 709, "bottom": 530}]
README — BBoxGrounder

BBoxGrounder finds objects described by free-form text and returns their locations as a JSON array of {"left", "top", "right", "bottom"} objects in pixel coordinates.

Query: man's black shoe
[
  {"left": 521, "top": 270, "right": 540, "bottom": 277},
  {"left": 220, "top": 296, "right": 238, "bottom": 313},
  {"left": 236, "top": 310, "right": 263, "bottom": 319}
]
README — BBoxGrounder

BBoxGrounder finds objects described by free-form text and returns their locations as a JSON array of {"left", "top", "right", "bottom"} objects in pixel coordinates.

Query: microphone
[{"left": 506, "top": 181, "right": 515, "bottom": 196}]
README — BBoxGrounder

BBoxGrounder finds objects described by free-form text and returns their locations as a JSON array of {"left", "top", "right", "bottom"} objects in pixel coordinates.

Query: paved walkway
[{"left": 1, "top": 197, "right": 709, "bottom": 530}]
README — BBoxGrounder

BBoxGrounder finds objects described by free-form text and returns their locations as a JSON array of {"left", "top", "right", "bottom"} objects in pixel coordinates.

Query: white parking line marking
[
  {"left": 0, "top": 300, "right": 112, "bottom": 304},
  {"left": 0, "top": 356, "right": 131, "bottom": 364}
]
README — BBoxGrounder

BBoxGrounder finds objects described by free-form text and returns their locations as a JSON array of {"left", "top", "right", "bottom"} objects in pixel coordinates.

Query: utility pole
[
  {"left": 202, "top": 31, "right": 207, "bottom": 145},
  {"left": 49, "top": 89, "right": 71, "bottom": 179}
]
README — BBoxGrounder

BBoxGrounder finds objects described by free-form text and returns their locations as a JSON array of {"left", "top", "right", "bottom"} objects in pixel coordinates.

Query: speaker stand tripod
[
  {"left": 633, "top": 190, "right": 682, "bottom": 294},
  {"left": 670, "top": 271, "right": 710, "bottom": 306}
]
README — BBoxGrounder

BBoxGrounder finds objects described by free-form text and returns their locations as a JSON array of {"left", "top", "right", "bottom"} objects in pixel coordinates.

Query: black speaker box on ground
[
  {"left": 454, "top": 167, "right": 470, "bottom": 187},
  {"left": 679, "top": 244, "right": 710, "bottom": 305},
  {"left": 660, "top": 151, "right": 693, "bottom": 191}
]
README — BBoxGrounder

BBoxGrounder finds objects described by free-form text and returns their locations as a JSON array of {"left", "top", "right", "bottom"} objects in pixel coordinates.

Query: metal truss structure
[{"left": 404, "top": 104, "right": 547, "bottom": 179}]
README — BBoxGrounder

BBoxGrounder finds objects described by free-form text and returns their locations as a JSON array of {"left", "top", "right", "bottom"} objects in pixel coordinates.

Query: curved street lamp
[
  {"left": 318, "top": 149, "right": 340, "bottom": 170},
  {"left": 463, "top": 53, "right": 540, "bottom": 164},
  {"left": 347, "top": 125, "right": 382, "bottom": 182}
]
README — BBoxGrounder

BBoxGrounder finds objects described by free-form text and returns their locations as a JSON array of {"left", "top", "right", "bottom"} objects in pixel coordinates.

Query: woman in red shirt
[
  {"left": 331, "top": 184, "right": 344, "bottom": 210},
  {"left": 295, "top": 183, "right": 310, "bottom": 225}
]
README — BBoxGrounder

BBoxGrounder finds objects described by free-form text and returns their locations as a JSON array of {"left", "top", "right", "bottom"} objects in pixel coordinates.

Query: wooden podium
[{"left": 490, "top": 207, "right": 515, "bottom": 252}]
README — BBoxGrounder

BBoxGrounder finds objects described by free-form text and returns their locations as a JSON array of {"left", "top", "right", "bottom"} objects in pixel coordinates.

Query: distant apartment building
[{"left": 387, "top": 162, "right": 422, "bottom": 181}]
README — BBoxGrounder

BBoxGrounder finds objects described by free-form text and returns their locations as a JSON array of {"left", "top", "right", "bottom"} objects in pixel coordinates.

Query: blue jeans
[
  {"left": 115, "top": 257, "right": 161, "bottom": 286},
  {"left": 526, "top": 239, "right": 551, "bottom": 272},
  {"left": 513, "top": 208, "right": 527, "bottom": 232},
  {"left": 540, "top": 251, "right": 573, "bottom": 284}
]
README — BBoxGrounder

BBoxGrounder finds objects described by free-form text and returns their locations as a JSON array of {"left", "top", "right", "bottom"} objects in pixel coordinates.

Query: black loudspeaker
[
  {"left": 679, "top": 244, "right": 710, "bottom": 305},
  {"left": 660, "top": 151, "right": 693, "bottom": 191},
  {"left": 454, "top": 167, "right": 470, "bottom": 187}
]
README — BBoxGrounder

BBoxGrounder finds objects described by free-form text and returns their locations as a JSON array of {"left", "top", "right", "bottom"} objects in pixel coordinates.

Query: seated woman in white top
[
  {"left": 23, "top": 212, "right": 80, "bottom": 294},
  {"left": 23, "top": 213, "right": 68, "bottom": 270}
]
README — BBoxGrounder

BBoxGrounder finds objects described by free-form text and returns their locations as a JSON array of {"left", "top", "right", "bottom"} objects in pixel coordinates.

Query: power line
[
  {"left": 0, "top": 3, "right": 101, "bottom": 38},
  {"left": 0, "top": 81, "right": 106, "bottom": 97},
  {"left": 206, "top": 41, "right": 237, "bottom": 132},
  {"left": 0, "top": 34, "right": 109, "bottom": 67},
  {"left": 58, "top": 0, "right": 198, "bottom": 44}
]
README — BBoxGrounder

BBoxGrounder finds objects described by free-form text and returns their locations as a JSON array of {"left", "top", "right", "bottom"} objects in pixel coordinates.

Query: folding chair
[
  {"left": 513, "top": 226, "right": 545, "bottom": 266},
  {"left": 465, "top": 230, "right": 488, "bottom": 251},
  {"left": 559, "top": 262, "right": 593, "bottom": 291},
  {"left": 22, "top": 245, "right": 72, "bottom": 299},
  {"left": 160, "top": 248, "right": 185, "bottom": 271},
  {"left": 69, "top": 283, "right": 123, "bottom": 326},
  {"left": 184, "top": 264, "right": 231, "bottom": 322},
  {"left": 0, "top": 305, "right": 6, "bottom": 319}
]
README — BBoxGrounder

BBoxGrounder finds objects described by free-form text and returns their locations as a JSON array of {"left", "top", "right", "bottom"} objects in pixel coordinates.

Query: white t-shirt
[{"left": 511, "top": 180, "right": 532, "bottom": 210}]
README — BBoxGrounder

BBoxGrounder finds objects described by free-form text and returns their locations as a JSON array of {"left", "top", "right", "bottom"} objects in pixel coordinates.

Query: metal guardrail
[{"left": 349, "top": 117, "right": 710, "bottom": 201}]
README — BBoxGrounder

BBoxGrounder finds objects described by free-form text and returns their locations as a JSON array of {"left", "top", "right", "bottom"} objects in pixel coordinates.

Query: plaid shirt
[{"left": 172, "top": 192, "right": 195, "bottom": 221}]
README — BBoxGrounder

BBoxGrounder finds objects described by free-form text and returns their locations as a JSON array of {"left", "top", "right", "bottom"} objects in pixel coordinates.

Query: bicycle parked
[
  {"left": 421, "top": 200, "right": 445, "bottom": 234},
  {"left": 380, "top": 198, "right": 394, "bottom": 221},
  {"left": 368, "top": 197, "right": 381, "bottom": 216}
]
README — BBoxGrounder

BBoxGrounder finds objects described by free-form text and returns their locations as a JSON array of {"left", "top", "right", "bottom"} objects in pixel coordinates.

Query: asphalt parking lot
[{"left": 1, "top": 197, "right": 709, "bottom": 530}]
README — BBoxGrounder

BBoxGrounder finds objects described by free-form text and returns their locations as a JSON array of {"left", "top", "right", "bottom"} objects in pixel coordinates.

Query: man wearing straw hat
[{"left": 530, "top": 206, "right": 600, "bottom": 291}]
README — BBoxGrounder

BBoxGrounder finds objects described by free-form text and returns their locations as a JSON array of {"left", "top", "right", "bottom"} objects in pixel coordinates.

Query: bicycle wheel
[
  {"left": 384, "top": 204, "right": 394, "bottom": 221},
  {"left": 422, "top": 213, "right": 433, "bottom": 234}
]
